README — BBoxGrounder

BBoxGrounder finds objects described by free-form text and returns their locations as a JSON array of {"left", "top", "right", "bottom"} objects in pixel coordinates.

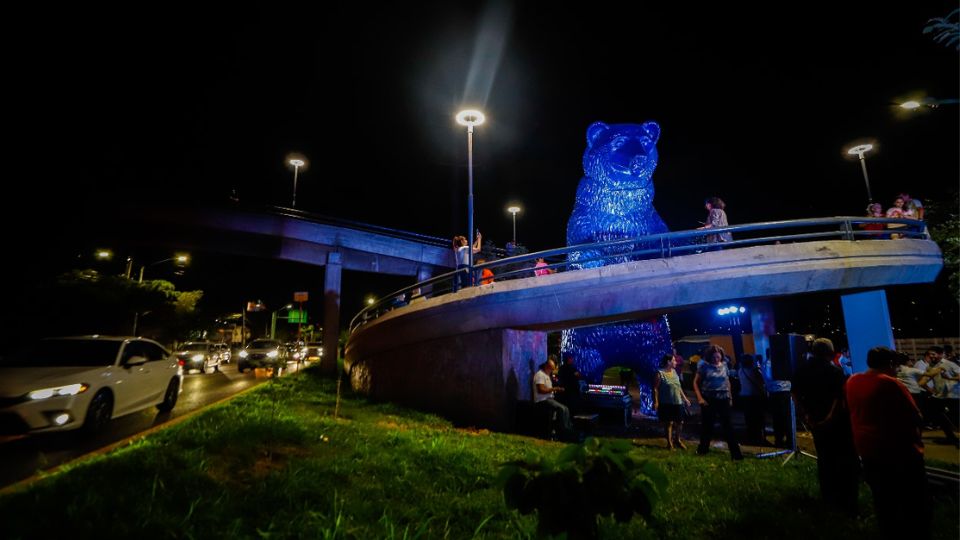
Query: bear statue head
[{"left": 582, "top": 121, "right": 661, "bottom": 191}]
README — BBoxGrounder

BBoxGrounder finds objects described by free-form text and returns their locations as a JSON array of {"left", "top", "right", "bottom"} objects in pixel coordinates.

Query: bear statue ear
[
  {"left": 586, "top": 121, "right": 609, "bottom": 148},
  {"left": 641, "top": 121, "right": 660, "bottom": 144}
]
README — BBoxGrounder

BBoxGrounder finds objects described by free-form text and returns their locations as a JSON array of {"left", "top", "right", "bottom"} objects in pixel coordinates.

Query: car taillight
[{"left": 177, "top": 359, "right": 185, "bottom": 367}]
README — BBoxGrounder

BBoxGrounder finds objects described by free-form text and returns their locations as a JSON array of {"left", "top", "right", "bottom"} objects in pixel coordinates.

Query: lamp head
[
  {"left": 455, "top": 109, "right": 485, "bottom": 127},
  {"left": 286, "top": 153, "right": 308, "bottom": 170},
  {"left": 846, "top": 143, "right": 873, "bottom": 157}
]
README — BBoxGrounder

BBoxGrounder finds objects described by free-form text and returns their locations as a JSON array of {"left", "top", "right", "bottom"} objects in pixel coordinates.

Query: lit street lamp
[
  {"left": 845, "top": 143, "right": 874, "bottom": 204},
  {"left": 95, "top": 249, "right": 113, "bottom": 260},
  {"left": 286, "top": 154, "right": 308, "bottom": 208},
  {"left": 507, "top": 205, "right": 521, "bottom": 245},
  {"left": 456, "top": 109, "right": 486, "bottom": 276},
  {"left": 899, "top": 97, "right": 959, "bottom": 110},
  {"left": 138, "top": 253, "right": 190, "bottom": 283}
]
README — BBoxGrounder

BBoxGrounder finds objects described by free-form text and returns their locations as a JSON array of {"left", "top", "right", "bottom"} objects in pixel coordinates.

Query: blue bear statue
[{"left": 561, "top": 121, "right": 674, "bottom": 412}]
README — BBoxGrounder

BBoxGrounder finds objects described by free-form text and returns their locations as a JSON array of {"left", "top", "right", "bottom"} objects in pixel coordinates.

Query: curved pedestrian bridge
[{"left": 345, "top": 217, "right": 942, "bottom": 430}]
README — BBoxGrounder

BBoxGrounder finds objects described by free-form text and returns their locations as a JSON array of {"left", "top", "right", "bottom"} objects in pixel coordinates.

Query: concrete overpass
[
  {"left": 345, "top": 219, "right": 943, "bottom": 430},
  {"left": 88, "top": 204, "right": 454, "bottom": 371}
]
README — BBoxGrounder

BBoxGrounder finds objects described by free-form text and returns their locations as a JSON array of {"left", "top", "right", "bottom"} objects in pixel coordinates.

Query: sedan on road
[
  {"left": 0, "top": 336, "right": 183, "bottom": 435},
  {"left": 237, "top": 339, "right": 286, "bottom": 373},
  {"left": 174, "top": 342, "right": 221, "bottom": 374}
]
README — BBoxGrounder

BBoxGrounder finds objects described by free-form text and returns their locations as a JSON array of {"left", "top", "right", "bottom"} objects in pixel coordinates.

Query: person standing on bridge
[
  {"left": 697, "top": 197, "right": 732, "bottom": 245},
  {"left": 846, "top": 347, "right": 929, "bottom": 540},
  {"left": 452, "top": 232, "right": 482, "bottom": 291}
]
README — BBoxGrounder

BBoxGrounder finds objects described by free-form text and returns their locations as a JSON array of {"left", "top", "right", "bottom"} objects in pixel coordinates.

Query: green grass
[{"left": 1, "top": 368, "right": 956, "bottom": 539}]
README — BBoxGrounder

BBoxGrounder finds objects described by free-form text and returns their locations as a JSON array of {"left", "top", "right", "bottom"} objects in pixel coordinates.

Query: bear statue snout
[{"left": 629, "top": 154, "right": 648, "bottom": 173}]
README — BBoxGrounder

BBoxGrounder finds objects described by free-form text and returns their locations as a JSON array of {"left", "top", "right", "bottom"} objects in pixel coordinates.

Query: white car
[{"left": 0, "top": 336, "right": 183, "bottom": 435}]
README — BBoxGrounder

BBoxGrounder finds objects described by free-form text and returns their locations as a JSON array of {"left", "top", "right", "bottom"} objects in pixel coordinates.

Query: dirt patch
[
  {"left": 207, "top": 444, "right": 313, "bottom": 488},
  {"left": 376, "top": 420, "right": 410, "bottom": 431}
]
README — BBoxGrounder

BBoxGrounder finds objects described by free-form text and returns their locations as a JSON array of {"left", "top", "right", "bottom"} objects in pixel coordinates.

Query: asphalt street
[{"left": 0, "top": 361, "right": 307, "bottom": 489}]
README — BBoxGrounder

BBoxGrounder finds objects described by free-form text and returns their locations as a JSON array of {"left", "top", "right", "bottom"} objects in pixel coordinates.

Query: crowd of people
[
  {"left": 863, "top": 192, "right": 924, "bottom": 238},
  {"left": 531, "top": 338, "right": 957, "bottom": 538}
]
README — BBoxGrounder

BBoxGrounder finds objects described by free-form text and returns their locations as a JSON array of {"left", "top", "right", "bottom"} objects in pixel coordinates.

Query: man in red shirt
[{"left": 846, "top": 346, "right": 928, "bottom": 540}]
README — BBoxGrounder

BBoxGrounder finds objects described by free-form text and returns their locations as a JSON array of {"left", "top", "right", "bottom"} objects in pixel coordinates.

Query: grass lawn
[{"left": 1, "top": 368, "right": 956, "bottom": 539}]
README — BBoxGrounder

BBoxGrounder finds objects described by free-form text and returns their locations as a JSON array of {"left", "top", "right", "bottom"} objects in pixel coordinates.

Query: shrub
[{"left": 498, "top": 437, "right": 667, "bottom": 539}]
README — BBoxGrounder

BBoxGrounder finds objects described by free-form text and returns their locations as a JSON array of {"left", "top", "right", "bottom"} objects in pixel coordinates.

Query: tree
[
  {"left": 16, "top": 269, "right": 204, "bottom": 346},
  {"left": 926, "top": 198, "right": 960, "bottom": 301},
  {"left": 924, "top": 8, "right": 960, "bottom": 51}
]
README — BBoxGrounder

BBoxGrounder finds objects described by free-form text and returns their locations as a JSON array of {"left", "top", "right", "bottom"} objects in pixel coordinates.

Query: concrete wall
[{"left": 348, "top": 328, "right": 546, "bottom": 430}]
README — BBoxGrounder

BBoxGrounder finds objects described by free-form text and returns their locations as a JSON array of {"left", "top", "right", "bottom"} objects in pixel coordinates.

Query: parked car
[
  {"left": 0, "top": 336, "right": 182, "bottom": 435},
  {"left": 237, "top": 339, "right": 286, "bottom": 373},
  {"left": 213, "top": 342, "right": 231, "bottom": 364},
  {"left": 304, "top": 342, "right": 324, "bottom": 363},
  {"left": 174, "top": 342, "right": 221, "bottom": 374}
]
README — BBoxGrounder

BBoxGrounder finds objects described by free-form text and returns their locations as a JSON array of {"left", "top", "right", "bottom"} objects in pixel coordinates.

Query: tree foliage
[
  {"left": 926, "top": 198, "right": 960, "bottom": 301},
  {"left": 924, "top": 8, "right": 960, "bottom": 50},
  {"left": 16, "top": 269, "right": 203, "bottom": 346}
]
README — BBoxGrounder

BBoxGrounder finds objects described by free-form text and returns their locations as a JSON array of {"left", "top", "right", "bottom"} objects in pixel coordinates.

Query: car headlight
[
  {"left": 267, "top": 350, "right": 279, "bottom": 358},
  {"left": 239, "top": 350, "right": 248, "bottom": 358},
  {"left": 28, "top": 383, "right": 90, "bottom": 400},
  {"left": 191, "top": 354, "right": 205, "bottom": 362}
]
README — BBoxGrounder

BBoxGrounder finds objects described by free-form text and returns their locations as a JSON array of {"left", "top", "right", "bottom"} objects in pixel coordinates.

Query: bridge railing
[
  {"left": 348, "top": 216, "right": 931, "bottom": 333},
  {"left": 268, "top": 206, "right": 452, "bottom": 248}
]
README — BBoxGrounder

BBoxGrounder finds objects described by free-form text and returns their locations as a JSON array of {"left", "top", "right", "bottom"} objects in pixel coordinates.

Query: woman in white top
[{"left": 452, "top": 232, "right": 482, "bottom": 291}]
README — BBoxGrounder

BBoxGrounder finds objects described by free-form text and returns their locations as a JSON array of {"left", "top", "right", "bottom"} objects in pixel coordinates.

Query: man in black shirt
[
  {"left": 792, "top": 338, "right": 860, "bottom": 517},
  {"left": 556, "top": 355, "right": 582, "bottom": 413}
]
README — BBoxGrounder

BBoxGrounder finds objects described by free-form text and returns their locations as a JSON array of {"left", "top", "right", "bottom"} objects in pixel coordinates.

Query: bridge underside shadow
[{"left": 345, "top": 239, "right": 942, "bottom": 430}]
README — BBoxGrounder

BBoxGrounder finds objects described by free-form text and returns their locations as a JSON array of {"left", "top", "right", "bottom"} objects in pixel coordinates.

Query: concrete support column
[
  {"left": 841, "top": 289, "right": 895, "bottom": 373},
  {"left": 749, "top": 299, "right": 777, "bottom": 362},
  {"left": 416, "top": 266, "right": 433, "bottom": 297},
  {"left": 322, "top": 252, "right": 342, "bottom": 375}
]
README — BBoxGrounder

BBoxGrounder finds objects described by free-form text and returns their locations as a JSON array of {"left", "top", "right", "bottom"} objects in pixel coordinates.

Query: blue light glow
[{"left": 561, "top": 121, "right": 672, "bottom": 413}]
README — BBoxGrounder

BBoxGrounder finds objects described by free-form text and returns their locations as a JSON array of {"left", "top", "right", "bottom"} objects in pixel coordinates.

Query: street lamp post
[
  {"left": 507, "top": 205, "right": 521, "bottom": 245},
  {"left": 286, "top": 155, "right": 308, "bottom": 208},
  {"left": 846, "top": 143, "right": 874, "bottom": 204},
  {"left": 290, "top": 159, "right": 304, "bottom": 207},
  {"left": 455, "top": 110, "right": 485, "bottom": 279},
  {"left": 138, "top": 254, "right": 190, "bottom": 283},
  {"left": 270, "top": 303, "right": 294, "bottom": 340}
]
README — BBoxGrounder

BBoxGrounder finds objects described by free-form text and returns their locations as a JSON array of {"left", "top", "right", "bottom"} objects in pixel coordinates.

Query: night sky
[{"left": 6, "top": 2, "right": 958, "bottom": 338}]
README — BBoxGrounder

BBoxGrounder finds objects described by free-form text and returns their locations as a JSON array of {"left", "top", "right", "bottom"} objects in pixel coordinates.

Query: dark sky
[{"left": 6, "top": 2, "right": 958, "bottom": 336}]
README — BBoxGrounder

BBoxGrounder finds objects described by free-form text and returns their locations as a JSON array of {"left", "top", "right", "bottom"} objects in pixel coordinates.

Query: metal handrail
[
  {"left": 267, "top": 206, "right": 452, "bottom": 247},
  {"left": 349, "top": 216, "right": 931, "bottom": 333}
]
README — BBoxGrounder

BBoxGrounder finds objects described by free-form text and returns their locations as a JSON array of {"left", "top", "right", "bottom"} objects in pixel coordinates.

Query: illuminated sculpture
[{"left": 560, "top": 121, "right": 673, "bottom": 411}]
